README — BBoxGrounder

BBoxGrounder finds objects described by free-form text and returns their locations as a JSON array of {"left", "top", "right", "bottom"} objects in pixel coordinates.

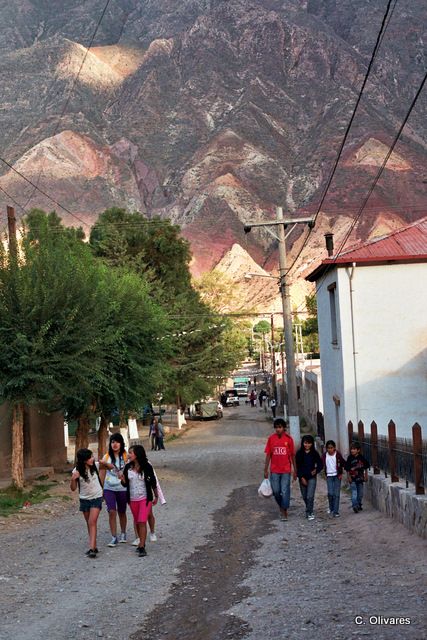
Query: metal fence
[{"left": 348, "top": 420, "right": 426, "bottom": 495}]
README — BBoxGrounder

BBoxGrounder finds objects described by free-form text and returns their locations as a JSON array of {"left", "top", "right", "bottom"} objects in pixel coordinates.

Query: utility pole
[
  {"left": 276, "top": 206, "right": 299, "bottom": 441},
  {"left": 7, "top": 205, "right": 17, "bottom": 258},
  {"left": 244, "top": 207, "right": 314, "bottom": 442}
]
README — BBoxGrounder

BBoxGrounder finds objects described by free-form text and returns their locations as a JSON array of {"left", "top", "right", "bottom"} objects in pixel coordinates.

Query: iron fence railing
[{"left": 348, "top": 420, "right": 426, "bottom": 495}]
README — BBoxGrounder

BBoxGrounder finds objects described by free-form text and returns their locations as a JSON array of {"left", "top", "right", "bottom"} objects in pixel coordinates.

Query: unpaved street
[{"left": 1, "top": 405, "right": 426, "bottom": 640}]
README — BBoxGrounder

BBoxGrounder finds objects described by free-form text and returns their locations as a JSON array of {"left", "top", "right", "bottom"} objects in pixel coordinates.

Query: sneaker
[
  {"left": 138, "top": 546, "right": 147, "bottom": 557},
  {"left": 149, "top": 532, "right": 157, "bottom": 542},
  {"left": 353, "top": 507, "right": 359, "bottom": 513},
  {"left": 132, "top": 538, "right": 140, "bottom": 547},
  {"left": 119, "top": 532, "right": 127, "bottom": 543},
  {"left": 85, "top": 547, "right": 98, "bottom": 556},
  {"left": 307, "top": 514, "right": 315, "bottom": 521},
  {"left": 327, "top": 508, "right": 331, "bottom": 514},
  {"left": 107, "top": 536, "right": 119, "bottom": 547},
  {"left": 88, "top": 549, "right": 97, "bottom": 558},
  {"left": 358, "top": 505, "right": 363, "bottom": 511},
  {"left": 334, "top": 513, "right": 340, "bottom": 518}
]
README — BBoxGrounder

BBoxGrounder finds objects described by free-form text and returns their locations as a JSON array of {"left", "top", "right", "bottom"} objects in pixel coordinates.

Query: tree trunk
[
  {"left": 12, "top": 402, "right": 25, "bottom": 489},
  {"left": 97, "top": 414, "right": 109, "bottom": 458},
  {"left": 75, "top": 413, "right": 90, "bottom": 455}
]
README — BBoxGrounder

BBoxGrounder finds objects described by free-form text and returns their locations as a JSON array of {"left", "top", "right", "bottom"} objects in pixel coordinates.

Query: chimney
[{"left": 324, "top": 232, "right": 334, "bottom": 257}]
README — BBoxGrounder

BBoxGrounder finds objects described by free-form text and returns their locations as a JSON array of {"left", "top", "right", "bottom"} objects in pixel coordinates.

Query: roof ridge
[{"left": 337, "top": 214, "right": 427, "bottom": 258}]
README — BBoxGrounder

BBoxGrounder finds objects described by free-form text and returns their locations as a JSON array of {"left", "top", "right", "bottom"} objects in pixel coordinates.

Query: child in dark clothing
[
  {"left": 345, "top": 442, "right": 370, "bottom": 513},
  {"left": 295, "top": 435, "right": 323, "bottom": 520}
]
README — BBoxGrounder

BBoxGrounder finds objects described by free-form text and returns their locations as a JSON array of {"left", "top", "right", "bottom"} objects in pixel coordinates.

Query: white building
[{"left": 306, "top": 217, "right": 427, "bottom": 451}]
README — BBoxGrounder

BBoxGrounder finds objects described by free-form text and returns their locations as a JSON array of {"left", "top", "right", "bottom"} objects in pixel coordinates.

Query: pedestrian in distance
[
  {"left": 258, "top": 390, "right": 264, "bottom": 408},
  {"left": 70, "top": 448, "right": 103, "bottom": 558},
  {"left": 149, "top": 416, "right": 158, "bottom": 451},
  {"left": 322, "top": 440, "right": 345, "bottom": 517},
  {"left": 345, "top": 442, "right": 369, "bottom": 513},
  {"left": 263, "top": 418, "right": 297, "bottom": 521},
  {"left": 121, "top": 445, "right": 158, "bottom": 557},
  {"left": 250, "top": 389, "right": 257, "bottom": 407},
  {"left": 270, "top": 397, "right": 277, "bottom": 418},
  {"left": 295, "top": 435, "right": 323, "bottom": 520},
  {"left": 99, "top": 433, "right": 128, "bottom": 547},
  {"left": 155, "top": 418, "right": 166, "bottom": 450}
]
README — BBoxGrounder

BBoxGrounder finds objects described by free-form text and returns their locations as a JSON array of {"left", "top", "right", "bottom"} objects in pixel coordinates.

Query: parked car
[
  {"left": 191, "top": 401, "right": 223, "bottom": 420},
  {"left": 223, "top": 389, "right": 239, "bottom": 407}
]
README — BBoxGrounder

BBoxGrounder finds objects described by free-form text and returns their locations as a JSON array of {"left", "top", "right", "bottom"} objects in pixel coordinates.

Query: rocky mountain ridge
[{"left": 0, "top": 0, "right": 425, "bottom": 310}]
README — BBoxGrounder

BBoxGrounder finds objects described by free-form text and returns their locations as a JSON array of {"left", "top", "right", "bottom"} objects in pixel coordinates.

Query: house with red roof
[{"left": 306, "top": 217, "right": 427, "bottom": 449}]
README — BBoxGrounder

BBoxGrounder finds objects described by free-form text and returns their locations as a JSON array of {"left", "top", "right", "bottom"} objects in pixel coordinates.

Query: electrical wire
[
  {"left": 284, "top": 0, "right": 397, "bottom": 275},
  {"left": 1, "top": 0, "right": 113, "bottom": 229},
  {"left": 311, "top": 68, "right": 427, "bottom": 297}
]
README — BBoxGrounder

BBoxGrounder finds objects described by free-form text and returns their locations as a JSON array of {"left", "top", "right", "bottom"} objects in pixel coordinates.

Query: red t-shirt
[{"left": 264, "top": 433, "right": 295, "bottom": 473}]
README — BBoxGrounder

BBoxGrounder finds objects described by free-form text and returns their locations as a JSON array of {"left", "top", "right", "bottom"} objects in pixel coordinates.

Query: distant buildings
[{"left": 307, "top": 217, "right": 427, "bottom": 450}]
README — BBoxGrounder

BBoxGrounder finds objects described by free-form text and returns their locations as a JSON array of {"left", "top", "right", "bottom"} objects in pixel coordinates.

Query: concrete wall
[
  {"left": 0, "top": 403, "right": 66, "bottom": 478},
  {"left": 316, "top": 268, "right": 347, "bottom": 452},
  {"left": 296, "top": 361, "right": 322, "bottom": 432},
  {"left": 366, "top": 472, "right": 427, "bottom": 539}
]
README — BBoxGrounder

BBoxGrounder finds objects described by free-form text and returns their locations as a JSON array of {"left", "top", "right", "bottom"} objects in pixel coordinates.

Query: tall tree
[{"left": 0, "top": 213, "right": 110, "bottom": 487}]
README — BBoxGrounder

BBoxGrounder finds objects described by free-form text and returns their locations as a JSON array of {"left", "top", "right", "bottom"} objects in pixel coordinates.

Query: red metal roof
[{"left": 306, "top": 216, "right": 427, "bottom": 281}]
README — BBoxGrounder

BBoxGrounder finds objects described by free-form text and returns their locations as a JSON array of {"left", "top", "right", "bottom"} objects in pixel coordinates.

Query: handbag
[{"left": 258, "top": 478, "right": 273, "bottom": 498}]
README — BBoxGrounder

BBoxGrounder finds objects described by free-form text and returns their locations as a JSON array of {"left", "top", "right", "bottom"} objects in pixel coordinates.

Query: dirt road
[{"left": 0, "top": 404, "right": 425, "bottom": 640}]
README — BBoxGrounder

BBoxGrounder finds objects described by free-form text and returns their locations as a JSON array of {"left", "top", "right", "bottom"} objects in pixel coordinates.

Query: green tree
[
  {"left": 90, "top": 208, "right": 244, "bottom": 407},
  {"left": 0, "top": 214, "right": 110, "bottom": 487}
]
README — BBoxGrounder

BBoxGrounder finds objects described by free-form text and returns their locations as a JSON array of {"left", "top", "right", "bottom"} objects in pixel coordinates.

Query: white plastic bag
[{"left": 258, "top": 478, "right": 273, "bottom": 498}]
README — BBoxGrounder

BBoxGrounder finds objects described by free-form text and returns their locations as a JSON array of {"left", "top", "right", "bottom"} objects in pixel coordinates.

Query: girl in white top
[{"left": 70, "top": 448, "right": 103, "bottom": 558}]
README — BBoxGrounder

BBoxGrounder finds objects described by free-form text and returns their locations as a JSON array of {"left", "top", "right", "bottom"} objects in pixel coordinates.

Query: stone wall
[{"left": 366, "top": 472, "right": 427, "bottom": 539}]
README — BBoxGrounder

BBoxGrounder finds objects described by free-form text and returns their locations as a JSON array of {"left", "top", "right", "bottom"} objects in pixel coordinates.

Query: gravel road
[{"left": 0, "top": 404, "right": 425, "bottom": 640}]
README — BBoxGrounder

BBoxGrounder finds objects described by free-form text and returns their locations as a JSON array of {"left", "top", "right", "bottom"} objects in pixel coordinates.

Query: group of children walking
[
  {"left": 71, "top": 433, "right": 165, "bottom": 559},
  {"left": 264, "top": 418, "right": 369, "bottom": 520}
]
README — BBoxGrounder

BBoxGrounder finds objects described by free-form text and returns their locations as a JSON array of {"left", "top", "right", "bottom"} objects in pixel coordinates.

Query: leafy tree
[
  {"left": 0, "top": 214, "right": 110, "bottom": 487},
  {"left": 253, "top": 320, "right": 271, "bottom": 335},
  {"left": 301, "top": 294, "right": 319, "bottom": 355},
  {"left": 90, "top": 208, "right": 244, "bottom": 407}
]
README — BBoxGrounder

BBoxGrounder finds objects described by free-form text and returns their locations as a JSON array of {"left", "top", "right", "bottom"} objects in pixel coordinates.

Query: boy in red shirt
[{"left": 264, "top": 418, "right": 296, "bottom": 520}]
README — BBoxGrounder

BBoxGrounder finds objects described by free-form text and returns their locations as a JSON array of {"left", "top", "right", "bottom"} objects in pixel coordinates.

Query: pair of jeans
[
  {"left": 350, "top": 481, "right": 364, "bottom": 508},
  {"left": 299, "top": 477, "right": 317, "bottom": 515},
  {"left": 270, "top": 472, "right": 291, "bottom": 510},
  {"left": 326, "top": 475, "right": 341, "bottom": 515}
]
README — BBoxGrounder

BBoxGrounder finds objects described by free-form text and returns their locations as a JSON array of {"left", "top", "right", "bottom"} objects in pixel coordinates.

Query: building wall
[
  {"left": 316, "top": 268, "right": 347, "bottom": 452},
  {"left": 0, "top": 403, "right": 66, "bottom": 478},
  {"left": 317, "top": 262, "right": 427, "bottom": 447},
  {"left": 296, "top": 362, "right": 322, "bottom": 432}
]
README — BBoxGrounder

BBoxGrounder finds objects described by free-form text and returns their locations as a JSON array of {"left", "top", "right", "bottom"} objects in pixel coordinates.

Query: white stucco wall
[{"left": 317, "top": 261, "right": 427, "bottom": 447}]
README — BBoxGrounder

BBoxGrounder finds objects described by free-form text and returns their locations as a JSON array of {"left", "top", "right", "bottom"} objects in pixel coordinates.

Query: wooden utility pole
[
  {"left": 7, "top": 205, "right": 17, "bottom": 258},
  {"left": 244, "top": 209, "right": 314, "bottom": 442}
]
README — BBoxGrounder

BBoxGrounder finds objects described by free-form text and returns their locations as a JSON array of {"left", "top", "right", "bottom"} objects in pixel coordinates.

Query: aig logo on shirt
[{"left": 274, "top": 446, "right": 288, "bottom": 455}]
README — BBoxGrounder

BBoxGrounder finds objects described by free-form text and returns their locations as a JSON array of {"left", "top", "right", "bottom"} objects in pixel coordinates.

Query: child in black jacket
[
  {"left": 345, "top": 442, "right": 369, "bottom": 513},
  {"left": 295, "top": 435, "right": 323, "bottom": 520}
]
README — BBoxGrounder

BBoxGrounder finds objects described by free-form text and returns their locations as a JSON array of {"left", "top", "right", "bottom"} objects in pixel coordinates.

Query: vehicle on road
[
  {"left": 234, "top": 382, "right": 249, "bottom": 397},
  {"left": 223, "top": 389, "right": 240, "bottom": 407},
  {"left": 190, "top": 401, "right": 223, "bottom": 420}
]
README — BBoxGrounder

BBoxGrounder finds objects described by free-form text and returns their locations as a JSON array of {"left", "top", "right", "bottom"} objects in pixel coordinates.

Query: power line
[
  {"left": 3, "top": 0, "right": 113, "bottom": 227},
  {"left": 312, "top": 68, "right": 427, "bottom": 297},
  {"left": 284, "top": 0, "right": 397, "bottom": 275}
]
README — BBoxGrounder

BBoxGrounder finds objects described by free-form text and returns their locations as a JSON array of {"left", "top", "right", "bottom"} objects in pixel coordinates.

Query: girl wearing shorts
[
  {"left": 100, "top": 433, "right": 128, "bottom": 547},
  {"left": 121, "top": 445, "right": 158, "bottom": 557},
  {"left": 70, "top": 448, "right": 103, "bottom": 558}
]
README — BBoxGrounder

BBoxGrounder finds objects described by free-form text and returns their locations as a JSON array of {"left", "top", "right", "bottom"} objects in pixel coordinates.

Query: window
[{"left": 328, "top": 283, "right": 338, "bottom": 345}]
